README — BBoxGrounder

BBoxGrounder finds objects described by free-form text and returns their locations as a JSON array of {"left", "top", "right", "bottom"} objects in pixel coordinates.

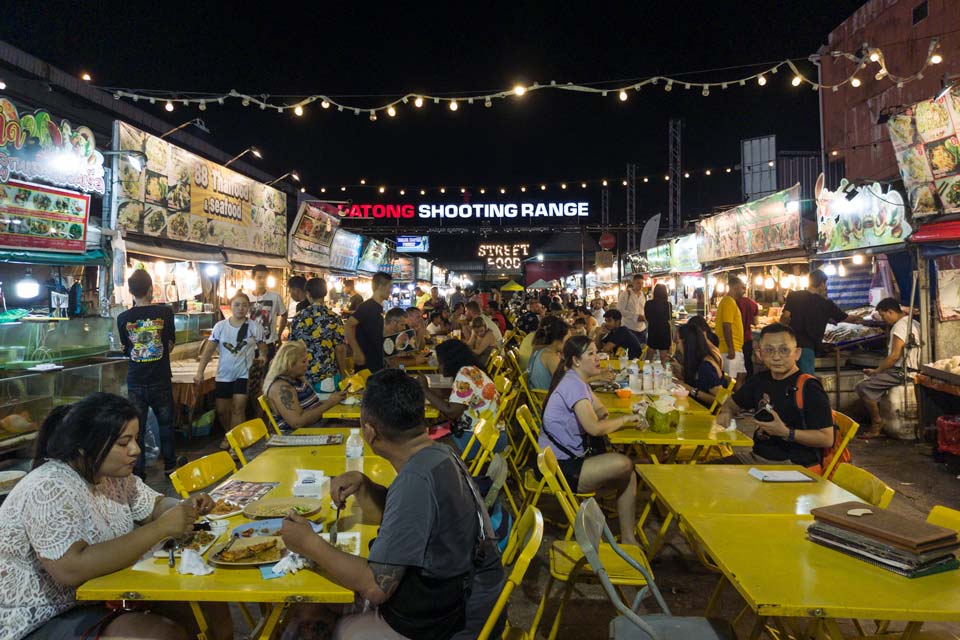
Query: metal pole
[{"left": 580, "top": 226, "right": 587, "bottom": 303}]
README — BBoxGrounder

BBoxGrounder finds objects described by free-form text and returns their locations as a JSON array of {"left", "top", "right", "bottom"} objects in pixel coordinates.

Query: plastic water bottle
[
  {"left": 345, "top": 428, "right": 364, "bottom": 472},
  {"left": 642, "top": 366, "right": 653, "bottom": 392}
]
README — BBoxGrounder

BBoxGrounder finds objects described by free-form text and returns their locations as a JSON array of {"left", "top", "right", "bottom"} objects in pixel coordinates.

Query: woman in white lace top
[{"left": 0, "top": 393, "right": 232, "bottom": 640}]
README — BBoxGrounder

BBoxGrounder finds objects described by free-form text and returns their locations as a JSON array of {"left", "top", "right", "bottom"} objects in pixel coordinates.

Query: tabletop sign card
[
  {"left": 748, "top": 467, "right": 815, "bottom": 483},
  {"left": 209, "top": 480, "right": 278, "bottom": 506},
  {"left": 268, "top": 434, "right": 343, "bottom": 447}
]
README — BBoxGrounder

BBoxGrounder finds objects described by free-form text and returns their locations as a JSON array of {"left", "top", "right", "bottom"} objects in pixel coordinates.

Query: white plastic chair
[{"left": 574, "top": 498, "right": 735, "bottom": 640}]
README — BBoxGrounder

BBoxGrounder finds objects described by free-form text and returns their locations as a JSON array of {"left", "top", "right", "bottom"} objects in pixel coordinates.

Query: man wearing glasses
[{"left": 714, "top": 324, "right": 835, "bottom": 466}]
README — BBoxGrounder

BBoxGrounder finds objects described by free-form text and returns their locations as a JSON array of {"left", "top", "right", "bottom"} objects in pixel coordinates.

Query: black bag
[{"left": 379, "top": 451, "right": 494, "bottom": 640}]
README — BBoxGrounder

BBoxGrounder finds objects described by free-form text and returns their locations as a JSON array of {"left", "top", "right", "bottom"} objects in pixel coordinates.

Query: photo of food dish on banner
[{"left": 815, "top": 174, "right": 910, "bottom": 254}]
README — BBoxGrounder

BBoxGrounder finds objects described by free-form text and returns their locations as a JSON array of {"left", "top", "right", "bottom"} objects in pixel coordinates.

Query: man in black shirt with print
[
  {"left": 599, "top": 309, "right": 643, "bottom": 359},
  {"left": 715, "top": 323, "right": 834, "bottom": 467},
  {"left": 345, "top": 271, "right": 392, "bottom": 373},
  {"left": 117, "top": 269, "right": 183, "bottom": 476}
]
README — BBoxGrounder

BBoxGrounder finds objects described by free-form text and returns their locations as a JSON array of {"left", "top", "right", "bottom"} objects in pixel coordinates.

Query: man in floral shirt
[{"left": 289, "top": 277, "right": 347, "bottom": 388}]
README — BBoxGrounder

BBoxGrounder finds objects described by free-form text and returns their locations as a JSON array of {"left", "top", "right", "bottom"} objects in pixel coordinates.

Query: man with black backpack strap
[
  {"left": 279, "top": 368, "right": 505, "bottom": 640},
  {"left": 714, "top": 324, "right": 835, "bottom": 466}
]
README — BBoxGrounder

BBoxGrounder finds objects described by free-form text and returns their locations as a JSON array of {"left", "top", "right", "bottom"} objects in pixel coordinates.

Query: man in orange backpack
[{"left": 715, "top": 324, "right": 835, "bottom": 466}]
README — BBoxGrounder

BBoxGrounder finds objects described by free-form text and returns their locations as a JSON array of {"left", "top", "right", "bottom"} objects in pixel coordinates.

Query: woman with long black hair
[
  {"left": 675, "top": 322, "right": 728, "bottom": 406},
  {"left": 538, "top": 336, "right": 640, "bottom": 546},
  {"left": 0, "top": 393, "right": 232, "bottom": 640},
  {"left": 644, "top": 283, "right": 674, "bottom": 362}
]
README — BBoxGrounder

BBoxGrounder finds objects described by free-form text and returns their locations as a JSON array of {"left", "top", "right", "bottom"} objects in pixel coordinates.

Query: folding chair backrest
[
  {"left": 493, "top": 373, "right": 512, "bottom": 396},
  {"left": 573, "top": 498, "right": 669, "bottom": 636},
  {"left": 505, "top": 349, "right": 523, "bottom": 378},
  {"left": 226, "top": 418, "right": 269, "bottom": 466},
  {"left": 489, "top": 355, "right": 505, "bottom": 378},
  {"left": 928, "top": 506, "right": 960, "bottom": 533},
  {"left": 537, "top": 448, "right": 580, "bottom": 529},
  {"left": 832, "top": 463, "right": 895, "bottom": 508},
  {"left": 169, "top": 451, "right": 237, "bottom": 498},
  {"left": 516, "top": 404, "right": 542, "bottom": 452},
  {"left": 821, "top": 410, "right": 859, "bottom": 478},
  {"left": 257, "top": 395, "right": 283, "bottom": 435},
  {"left": 709, "top": 378, "right": 736, "bottom": 415},
  {"left": 460, "top": 418, "right": 496, "bottom": 475},
  {"left": 486, "top": 348, "right": 501, "bottom": 371}
]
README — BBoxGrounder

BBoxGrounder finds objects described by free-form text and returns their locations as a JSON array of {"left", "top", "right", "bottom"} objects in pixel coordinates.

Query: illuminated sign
[
  {"left": 397, "top": 235, "right": 429, "bottom": 252},
  {"left": 335, "top": 202, "right": 590, "bottom": 220},
  {"left": 478, "top": 243, "right": 530, "bottom": 271}
]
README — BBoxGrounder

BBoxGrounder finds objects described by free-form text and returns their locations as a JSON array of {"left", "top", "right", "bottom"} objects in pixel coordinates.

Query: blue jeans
[
  {"left": 798, "top": 348, "right": 816, "bottom": 376},
  {"left": 129, "top": 380, "right": 177, "bottom": 475}
]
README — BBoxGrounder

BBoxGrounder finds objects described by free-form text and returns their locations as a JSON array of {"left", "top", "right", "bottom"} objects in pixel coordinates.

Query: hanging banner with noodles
[
  {"left": 696, "top": 184, "right": 801, "bottom": 263},
  {"left": 112, "top": 122, "right": 287, "bottom": 256},
  {"left": 815, "top": 174, "right": 910, "bottom": 254}
]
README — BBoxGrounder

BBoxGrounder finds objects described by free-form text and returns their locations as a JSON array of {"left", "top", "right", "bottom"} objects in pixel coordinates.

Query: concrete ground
[{"left": 150, "top": 418, "right": 960, "bottom": 639}]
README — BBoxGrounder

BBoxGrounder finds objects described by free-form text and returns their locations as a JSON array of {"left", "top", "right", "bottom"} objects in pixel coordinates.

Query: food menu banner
[
  {"left": 935, "top": 255, "right": 960, "bottom": 322},
  {"left": 0, "top": 97, "right": 105, "bottom": 194},
  {"left": 416, "top": 258, "right": 432, "bottom": 282},
  {"left": 645, "top": 243, "right": 672, "bottom": 273},
  {"left": 671, "top": 234, "right": 700, "bottom": 273},
  {"left": 393, "top": 256, "right": 414, "bottom": 282},
  {"left": 289, "top": 201, "right": 340, "bottom": 266},
  {"left": 357, "top": 239, "right": 388, "bottom": 273},
  {"left": 113, "top": 122, "right": 287, "bottom": 255},
  {"left": 0, "top": 179, "right": 89, "bottom": 253},
  {"left": 696, "top": 184, "right": 801, "bottom": 263},
  {"left": 816, "top": 175, "right": 910, "bottom": 254},
  {"left": 327, "top": 229, "right": 362, "bottom": 272},
  {"left": 887, "top": 86, "right": 960, "bottom": 216}
]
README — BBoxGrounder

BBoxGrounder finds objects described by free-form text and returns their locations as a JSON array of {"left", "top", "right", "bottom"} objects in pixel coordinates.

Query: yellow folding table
[
  {"left": 631, "top": 464, "right": 860, "bottom": 560},
  {"left": 595, "top": 390, "right": 711, "bottom": 416},
  {"left": 77, "top": 448, "right": 396, "bottom": 640},
  {"left": 321, "top": 398, "right": 439, "bottom": 420},
  {"left": 685, "top": 513, "right": 960, "bottom": 640},
  {"left": 607, "top": 411, "right": 752, "bottom": 464}
]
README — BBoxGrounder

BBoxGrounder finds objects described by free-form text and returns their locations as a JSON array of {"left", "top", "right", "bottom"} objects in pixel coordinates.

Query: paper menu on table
[{"left": 747, "top": 468, "right": 815, "bottom": 483}]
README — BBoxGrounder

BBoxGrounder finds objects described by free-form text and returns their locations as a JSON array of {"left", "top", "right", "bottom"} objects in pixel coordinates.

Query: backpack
[{"left": 793, "top": 373, "right": 852, "bottom": 477}]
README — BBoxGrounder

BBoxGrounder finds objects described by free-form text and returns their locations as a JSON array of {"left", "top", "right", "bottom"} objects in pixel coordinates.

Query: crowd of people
[{"left": 0, "top": 264, "right": 919, "bottom": 639}]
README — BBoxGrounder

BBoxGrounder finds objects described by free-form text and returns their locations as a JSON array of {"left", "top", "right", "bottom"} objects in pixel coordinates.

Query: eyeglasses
[{"left": 761, "top": 346, "right": 796, "bottom": 358}]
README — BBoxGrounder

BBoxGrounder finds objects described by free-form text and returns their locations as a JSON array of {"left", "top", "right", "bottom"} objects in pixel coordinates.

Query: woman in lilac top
[{"left": 538, "top": 335, "right": 641, "bottom": 546}]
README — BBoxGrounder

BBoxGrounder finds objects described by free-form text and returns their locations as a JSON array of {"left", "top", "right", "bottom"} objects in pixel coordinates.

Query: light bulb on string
[
  {"left": 414, "top": 96, "right": 423, "bottom": 108},
  {"left": 852, "top": 254, "right": 865, "bottom": 265},
  {"left": 378, "top": 186, "right": 385, "bottom": 194},
  {"left": 420, "top": 189, "right": 426, "bottom": 195},
  {"left": 684, "top": 172, "right": 690, "bottom": 178},
  {"left": 758, "top": 75, "right": 767, "bottom": 86},
  {"left": 479, "top": 188, "right": 485, "bottom": 194},
  {"left": 540, "top": 184, "right": 547, "bottom": 191},
  {"left": 399, "top": 189, "right": 405, "bottom": 195},
  {"left": 754, "top": 275, "right": 764, "bottom": 286},
  {"left": 869, "top": 50, "right": 881, "bottom": 63},
  {"left": 581, "top": 182, "right": 587, "bottom": 188},
  {"left": 321, "top": 100, "right": 330, "bottom": 109},
  {"left": 449, "top": 100, "right": 458, "bottom": 111},
  {"left": 341, "top": 186, "right": 346, "bottom": 191},
  {"left": 360, "top": 179, "right": 366, "bottom": 185},
  {"left": 387, "top": 105, "right": 396, "bottom": 117},
  {"left": 705, "top": 169, "right": 712, "bottom": 175},
  {"left": 521, "top": 186, "right": 526, "bottom": 192},
  {"left": 618, "top": 90, "right": 628, "bottom": 101},
  {"left": 931, "top": 53, "right": 943, "bottom": 65},
  {"left": 851, "top": 77, "right": 861, "bottom": 88},
  {"left": 838, "top": 263, "right": 847, "bottom": 277},
  {"left": 484, "top": 98, "right": 492, "bottom": 108},
  {"left": 440, "top": 187, "right": 446, "bottom": 194},
  {"left": 294, "top": 105, "right": 304, "bottom": 116},
  {"left": 460, "top": 188, "right": 466, "bottom": 194},
  {"left": 513, "top": 85, "right": 526, "bottom": 96},
  {"left": 561, "top": 183, "right": 567, "bottom": 189},
  {"left": 165, "top": 100, "right": 174, "bottom": 112},
  {"left": 791, "top": 76, "right": 802, "bottom": 87},
  {"left": 702, "top": 86, "right": 710, "bottom": 96},
  {"left": 642, "top": 177, "right": 649, "bottom": 183},
  {"left": 369, "top": 111, "right": 377, "bottom": 121},
  {"left": 500, "top": 187, "right": 506, "bottom": 194},
  {"left": 602, "top": 179, "right": 608, "bottom": 186}
]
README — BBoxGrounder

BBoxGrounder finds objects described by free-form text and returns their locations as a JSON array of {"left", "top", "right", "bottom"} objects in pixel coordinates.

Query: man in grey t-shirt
[{"left": 281, "top": 369, "right": 504, "bottom": 639}]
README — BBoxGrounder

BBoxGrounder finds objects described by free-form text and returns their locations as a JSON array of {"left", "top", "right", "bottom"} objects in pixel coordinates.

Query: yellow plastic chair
[
  {"left": 225, "top": 418, "right": 269, "bottom": 466},
  {"left": 485, "top": 348, "right": 501, "bottom": 371},
  {"left": 478, "top": 506, "right": 545, "bottom": 640},
  {"left": 821, "top": 410, "right": 860, "bottom": 479},
  {"left": 460, "top": 417, "right": 496, "bottom": 475},
  {"left": 928, "top": 505, "right": 960, "bottom": 532},
  {"left": 506, "top": 351, "right": 544, "bottom": 415},
  {"left": 257, "top": 395, "right": 283, "bottom": 436},
  {"left": 707, "top": 378, "right": 735, "bottom": 415},
  {"left": 532, "top": 447, "right": 654, "bottom": 640},
  {"left": 493, "top": 373, "right": 513, "bottom": 396},
  {"left": 832, "top": 463, "right": 895, "bottom": 508},
  {"left": 168, "top": 451, "right": 237, "bottom": 499}
]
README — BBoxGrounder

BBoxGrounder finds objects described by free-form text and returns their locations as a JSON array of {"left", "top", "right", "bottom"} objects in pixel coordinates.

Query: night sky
[{"left": 3, "top": 0, "right": 867, "bottom": 263}]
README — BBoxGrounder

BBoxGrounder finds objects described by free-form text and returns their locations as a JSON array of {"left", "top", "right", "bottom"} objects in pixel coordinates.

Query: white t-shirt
[
  {"left": 211, "top": 318, "right": 266, "bottom": 382},
  {"left": 480, "top": 315, "right": 503, "bottom": 344},
  {"left": 426, "top": 321, "right": 444, "bottom": 336},
  {"left": 617, "top": 288, "right": 647, "bottom": 332},
  {"left": 890, "top": 315, "right": 920, "bottom": 370},
  {"left": 0, "top": 460, "right": 161, "bottom": 639},
  {"left": 249, "top": 291, "right": 287, "bottom": 344}
]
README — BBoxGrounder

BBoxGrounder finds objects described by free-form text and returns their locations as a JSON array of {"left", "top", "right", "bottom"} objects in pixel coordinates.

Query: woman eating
[
  {"left": 538, "top": 336, "right": 640, "bottom": 546},
  {"left": 264, "top": 341, "right": 348, "bottom": 432},
  {"left": 0, "top": 393, "right": 232, "bottom": 640},
  {"left": 466, "top": 316, "right": 497, "bottom": 362},
  {"left": 675, "top": 322, "right": 728, "bottom": 406},
  {"left": 419, "top": 339, "right": 502, "bottom": 454},
  {"left": 644, "top": 284, "right": 674, "bottom": 363},
  {"left": 195, "top": 291, "right": 267, "bottom": 433}
]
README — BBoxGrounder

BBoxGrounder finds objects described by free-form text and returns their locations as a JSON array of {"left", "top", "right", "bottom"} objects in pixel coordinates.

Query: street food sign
[
  {"left": 815, "top": 174, "right": 910, "bottom": 254},
  {"left": 396, "top": 235, "right": 429, "bottom": 252},
  {"left": 671, "top": 234, "right": 700, "bottom": 273},
  {"left": 645, "top": 243, "right": 672, "bottom": 273},
  {"left": 477, "top": 242, "right": 530, "bottom": 272},
  {"left": 113, "top": 122, "right": 287, "bottom": 256},
  {"left": 0, "top": 97, "right": 105, "bottom": 194},
  {"left": 887, "top": 85, "right": 960, "bottom": 216},
  {"left": 0, "top": 179, "right": 89, "bottom": 253},
  {"left": 336, "top": 201, "right": 589, "bottom": 220},
  {"left": 696, "top": 184, "right": 801, "bottom": 263}
]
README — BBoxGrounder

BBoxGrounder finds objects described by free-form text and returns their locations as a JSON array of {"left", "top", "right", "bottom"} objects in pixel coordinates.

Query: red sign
[{"left": 0, "top": 179, "right": 89, "bottom": 253}]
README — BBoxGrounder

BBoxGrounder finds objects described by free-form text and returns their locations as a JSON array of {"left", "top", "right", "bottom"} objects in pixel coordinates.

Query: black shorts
[
  {"left": 23, "top": 604, "right": 118, "bottom": 639},
  {"left": 557, "top": 456, "right": 587, "bottom": 492},
  {"left": 215, "top": 378, "right": 249, "bottom": 399}
]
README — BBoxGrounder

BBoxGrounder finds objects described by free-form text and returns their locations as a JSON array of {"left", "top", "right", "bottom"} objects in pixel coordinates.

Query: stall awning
[
  {"left": 0, "top": 248, "right": 108, "bottom": 266},
  {"left": 124, "top": 237, "right": 223, "bottom": 263},
  {"left": 222, "top": 250, "right": 290, "bottom": 268},
  {"left": 910, "top": 221, "right": 960, "bottom": 244}
]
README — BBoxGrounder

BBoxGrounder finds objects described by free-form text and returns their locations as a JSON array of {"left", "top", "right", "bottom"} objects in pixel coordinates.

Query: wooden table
[
  {"left": 632, "top": 464, "right": 859, "bottom": 559},
  {"left": 595, "top": 390, "right": 710, "bottom": 416},
  {"left": 77, "top": 449, "right": 396, "bottom": 640},
  {"left": 686, "top": 513, "right": 960, "bottom": 639}
]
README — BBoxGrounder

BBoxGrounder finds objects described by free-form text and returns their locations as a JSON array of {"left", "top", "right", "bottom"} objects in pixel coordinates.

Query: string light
[
  {"left": 378, "top": 186, "right": 385, "bottom": 194},
  {"left": 164, "top": 100, "right": 174, "bottom": 112},
  {"left": 399, "top": 189, "right": 405, "bottom": 195},
  {"left": 461, "top": 188, "right": 466, "bottom": 193},
  {"left": 618, "top": 90, "right": 628, "bottom": 101},
  {"left": 321, "top": 100, "right": 330, "bottom": 109},
  {"left": 602, "top": 179, "right": 608, "bottom": 186},
  {"left": 440, "top": 187, "right": 446, "bottom": 193},
  {"left": 360, "top": 179, "right": 366, "bottom": 185},
  {"left": 540, "top": 184, "right": 547, "bottom": 191},
  {"left": 484, "top": 98, "right": 492, "bottom": 108},
  {"left": 581, "top": 182, "right": 587, "bottom": 188},
  {"left": 294, "top": 105, "right": 304, "bottom": 116},
  {"left": 500, "top": 187, "right": 506, "bottom": 194},
  {"left": 757, "top": 75, "right": 767, "bottom": 86},
  {"left": 81, "top": 72, "right": 92, "bottom": 82},
  {"left": 414, "top": 96, "right": 423, "bottom": 108},
  {"left": 479, "top": 188, "right": 486, "bottom": 194},
  {"left": 420, "top": 189, "right": 426, "bottom": 195},
  {"left": 850, "top": 77, "right": 861, "bottom": 88},
  {"left": 622, "top": 180, "right": 628, "bottom": 186},
  {"left": 521, "top": 186, "right": 527, "bottom": 192},
  {"left": 387, "top": 105, "right": 397, "bottom": 117},
  {"left": 705, "top": 169, "right": 712, "bottom": 175},
  {"left": 791, "top": 75, "right": 802, "bottom": 87},
  {"left": 642, "top": 177, "right": 649, "bottom": 183},
  {"left": 513, "top": 85, "right": 526, "bottom": 96},
  {"left": 930, "top": 53, "right": 943, "bottom": 65},
  {"left": 560, "top": 183, "right": 567, "bottom": 189},
  {"left": 449, "top": 100, "right": 458, "bottom": 111}
]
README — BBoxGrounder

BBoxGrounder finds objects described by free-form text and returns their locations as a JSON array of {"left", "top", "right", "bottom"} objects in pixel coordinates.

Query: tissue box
[{"left": 294, "top": 480, "right": 324, "bottom": 498}]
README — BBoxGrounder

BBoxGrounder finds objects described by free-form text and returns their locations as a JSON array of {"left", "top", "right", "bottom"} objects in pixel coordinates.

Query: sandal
[{"left": 857, "top": 430, "right": 884, "bottom": 440}]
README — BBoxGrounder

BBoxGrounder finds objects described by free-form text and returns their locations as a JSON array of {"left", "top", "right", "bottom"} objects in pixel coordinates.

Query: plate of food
[
  {"left": 206, "top": 498, "right": 244, "bottom": 520},
  {"left": 320, "top": 531, "right": 361, "bottom": 555},
  {"left": 153, "top": 529, "right": 220, "bottom": 558},
  {"left": 208, "top": 536, "right": 287, "bottom": 566},
  {"left": 243, "top": 497, "right": 324, "bottom": 519},
  {"left": 231, "top": 517, "right": 323, "bottom": 539}
]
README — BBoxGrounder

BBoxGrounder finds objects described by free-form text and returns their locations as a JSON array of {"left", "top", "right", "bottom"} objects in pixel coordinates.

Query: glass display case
[
  {"left": 0, "top": 359, "right": 128, "bottom": 452},
  {"left": 174, "top": 312, "right": 215, "bottom": 344},
  {"left": 0, "top": 317, "right": 114, "bottom": 371}
]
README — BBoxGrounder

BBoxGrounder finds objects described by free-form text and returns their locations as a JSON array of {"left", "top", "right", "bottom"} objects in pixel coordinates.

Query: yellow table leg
[
  {"left": 254, "top": 604, "right": 285, "bottom": 640},
  {"left": 686, "top": 445, "right": 705, "bottom": 464},
  {"left": 901, "top": 622, "right": 926, "bottom": 640},
  {"left": 645, "top": 511, "right": 675, "bottom": 561},
  {"left": 747, "top": 615, "right": 769, "bottom": 640},
  {"left": 704, "top": 576, "right": 727, "bottom": 617},
  {"left": 821, "top": 618, "right": 849, "bottom": 640},
  {"left": 188, "top": 601, "right": 210, "bottom": 640}
]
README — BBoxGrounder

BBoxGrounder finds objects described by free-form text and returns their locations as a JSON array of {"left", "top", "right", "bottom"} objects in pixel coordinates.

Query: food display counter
[
  {"left": 173, "top": 311, "right": 215, "bottom": 344},
  {"left": 0, "top": 317, "right": 115, "bottom": 371}
]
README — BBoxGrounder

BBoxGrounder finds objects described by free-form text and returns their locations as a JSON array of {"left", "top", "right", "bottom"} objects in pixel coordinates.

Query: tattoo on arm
[
  {"left": 369, "top": 562, "right": 406, "bottom": 599},
  {"left": 279, "top": 385, "right": 297, "bottom": 412}
]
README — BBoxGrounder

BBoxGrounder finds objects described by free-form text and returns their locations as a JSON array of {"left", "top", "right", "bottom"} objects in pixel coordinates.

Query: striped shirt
[{"left": 268, "top": 375, "right": 323, "bottom": 432}]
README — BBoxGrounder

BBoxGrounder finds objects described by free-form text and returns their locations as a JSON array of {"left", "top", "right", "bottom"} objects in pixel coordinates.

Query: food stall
[
  {"left": 287, "top": 200, "right": 339, "bottom": 298},
  {"left": 0, "top": 95, "right": 121, "bottom": 459},
  {"left": 668, "top": 234, "right": 704, "bottom": 316}
]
